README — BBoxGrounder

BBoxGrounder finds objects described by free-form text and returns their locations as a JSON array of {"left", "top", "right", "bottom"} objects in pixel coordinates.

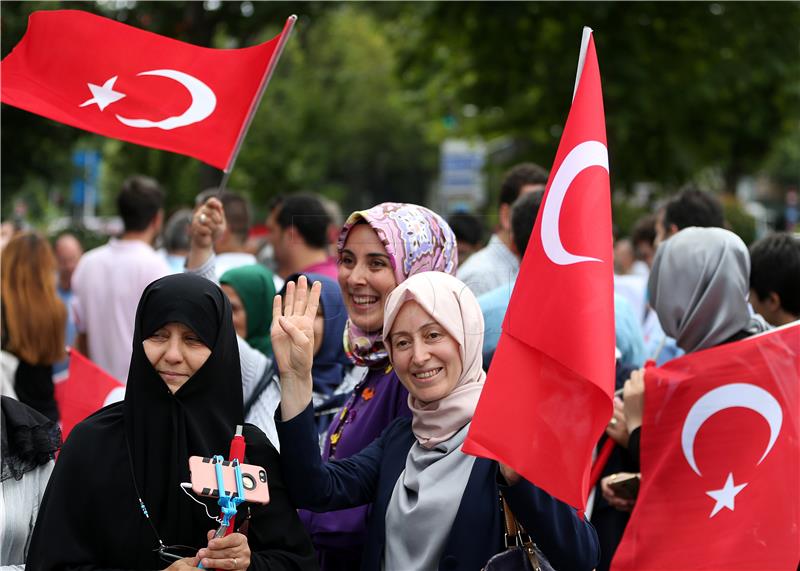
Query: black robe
[{"left": 27, "top": 273, "right": 317, "bottom": 570}]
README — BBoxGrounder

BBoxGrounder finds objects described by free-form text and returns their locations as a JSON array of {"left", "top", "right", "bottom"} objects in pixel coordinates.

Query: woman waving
[{"left": 274, "top": 274, "right": 599, "bottom": 571}]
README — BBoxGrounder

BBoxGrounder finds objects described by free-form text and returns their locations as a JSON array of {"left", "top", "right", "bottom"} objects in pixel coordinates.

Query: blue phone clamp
[{"left": 213, "top": 454, "right": 245, "bottom": 525}]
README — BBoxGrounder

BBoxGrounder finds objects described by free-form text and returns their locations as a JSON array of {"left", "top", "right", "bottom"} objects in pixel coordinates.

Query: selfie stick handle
[
  {"left": 223, "top": 425, "right": 246, "bottom": 536},
  {"left": 198, "top": 455, "right": 245, "bottom": 570},
  {"left": 229, "top": 425, "right": 246, "bottom": 462}
]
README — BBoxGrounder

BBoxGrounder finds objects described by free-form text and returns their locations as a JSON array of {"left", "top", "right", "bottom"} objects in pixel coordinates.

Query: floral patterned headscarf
[{"left": 338, "top": 202, "right": 457, "bottom": 368}]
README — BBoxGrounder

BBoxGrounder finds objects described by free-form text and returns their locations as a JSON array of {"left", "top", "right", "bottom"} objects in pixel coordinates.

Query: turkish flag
[
  {"left": 612, "top": 324, "right": 800, "bottom": 571},
  {"left": 1, "top": 10, "right": 294, "bottom": 170},
  {"left": 463, "top": 29, "right": 614, "bottom": 510},
  {"left": 54, "top": 349, "right": 125, "bottom": 441}
]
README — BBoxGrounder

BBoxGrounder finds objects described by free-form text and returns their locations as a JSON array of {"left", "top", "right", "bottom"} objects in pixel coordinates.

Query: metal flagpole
[{"left": 217, "top": 14, "right": 298, "bottom": 194}]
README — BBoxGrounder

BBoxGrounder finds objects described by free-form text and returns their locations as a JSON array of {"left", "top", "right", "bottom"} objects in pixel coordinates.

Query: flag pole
[
  {"left": 572, "top": 26, "right": 593, "bottom": 102},
  {"left": 218, "top": 14, "right": 297, "bottom": 193}
]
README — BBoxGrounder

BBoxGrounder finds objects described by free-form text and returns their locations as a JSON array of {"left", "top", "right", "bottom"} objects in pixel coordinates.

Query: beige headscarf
[{"left": 383, "top": 271, "right": 485, "bottom": 449}]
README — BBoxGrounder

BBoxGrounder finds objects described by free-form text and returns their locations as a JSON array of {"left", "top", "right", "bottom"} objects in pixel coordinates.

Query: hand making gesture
[{"left": 272, "top": 275, "right": 322, "bottom": 420}]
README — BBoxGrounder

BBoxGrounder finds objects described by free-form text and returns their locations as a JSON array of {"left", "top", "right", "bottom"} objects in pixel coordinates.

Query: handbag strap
[
  {"left": 499, "top": 491, "right": 544, "bottom": 571},
  {"left": 501, "top": 495, "right": 521, "bottom": 539}
]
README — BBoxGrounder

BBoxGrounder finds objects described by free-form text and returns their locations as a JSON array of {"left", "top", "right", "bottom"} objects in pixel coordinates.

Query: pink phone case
[{"left": 189, "top": 456, "right": 270, "bottom": 505}]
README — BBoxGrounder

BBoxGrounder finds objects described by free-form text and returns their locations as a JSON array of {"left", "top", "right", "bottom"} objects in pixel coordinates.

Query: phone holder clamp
[{"left": 213, "top": 454, "right": 246, "bottom": 525}]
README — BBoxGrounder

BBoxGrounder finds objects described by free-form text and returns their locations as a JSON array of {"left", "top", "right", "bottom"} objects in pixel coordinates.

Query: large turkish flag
[
  {"left": 1, "top": 10, "right": 294, "bottom": 170},
  {"left": 463, "top": 29, "right": 614, "bottom": 510},
  {"left": 612, "top": 324, "right": 800, "bottom": 570}
]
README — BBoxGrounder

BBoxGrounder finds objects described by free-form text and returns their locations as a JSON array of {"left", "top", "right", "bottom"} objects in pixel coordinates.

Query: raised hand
[
  {"left": 187, "top": 197, "right": 227, "bottom": 270},
  {"left": 191, "top": 198, "right": 226, "bottom": 250},
  {"left": 272, "top": 275, "right": 322, "bottom": 420}
]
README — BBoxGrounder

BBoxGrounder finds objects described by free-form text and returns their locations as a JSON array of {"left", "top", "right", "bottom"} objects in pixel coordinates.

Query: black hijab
[
  {"left": 0, "top": 395, "right": 61, "bottom": 482},
  {"left": 28, "top": 274, "right": 246, "bottom": 568},
  {"left": 125, "top": 272, "right": 244, "bottom": 546}
]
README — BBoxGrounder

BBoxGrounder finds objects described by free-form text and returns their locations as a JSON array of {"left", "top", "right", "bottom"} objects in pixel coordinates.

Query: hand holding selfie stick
[{"left": 197, "top": 454, "right": 246, "bottom": 569}]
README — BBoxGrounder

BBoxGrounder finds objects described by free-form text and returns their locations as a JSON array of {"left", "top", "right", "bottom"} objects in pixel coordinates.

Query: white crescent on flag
[
  {"left": 681, "top": 382, "right": 784, "bottom": 517},
  {"left": 540, "top": 140, "right": 608, "bottom": 266},
  {"left": 80, "top": 69, "right": 217, "bottom": 130}
]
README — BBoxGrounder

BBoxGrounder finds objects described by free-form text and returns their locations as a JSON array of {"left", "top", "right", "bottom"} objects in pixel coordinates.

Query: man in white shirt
[
  {"left": 457, "top": 162, "right": 548, "bottom": 296},
  {"left": 72, "top": 176, "right": 171, "bottom": 383}
]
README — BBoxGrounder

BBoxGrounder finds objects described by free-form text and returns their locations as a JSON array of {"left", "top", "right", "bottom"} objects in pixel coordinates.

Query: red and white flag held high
[
  {"left": 463, "top": 28, "right": 614, "bottom": 510},
  {"left": 1, "top": 10, "right": 295, "bottom": 170},
  {"left": 612, "top": 325, "right": 800, "bottom": 570}
]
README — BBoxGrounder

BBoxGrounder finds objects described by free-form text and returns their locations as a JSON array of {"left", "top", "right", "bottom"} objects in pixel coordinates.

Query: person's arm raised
[
  {"left": 273, "top": 276, "right": 321, "bottom": 421},
  {"left": 186, "top": 197, "right": 226, "bottom": 270}
]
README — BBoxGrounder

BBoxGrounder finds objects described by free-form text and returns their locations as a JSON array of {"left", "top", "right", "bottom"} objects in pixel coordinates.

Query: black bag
[{"left": 483, "top": 494, "right": 556, "bottom": 571}]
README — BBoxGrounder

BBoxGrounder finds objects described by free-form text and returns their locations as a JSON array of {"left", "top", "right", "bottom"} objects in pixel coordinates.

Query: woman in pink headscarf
[
  {"left": 301, "top": 203, "right": 457, "bottom": 570},
  {"left": 273, "top": 273, "right": 599, "bottom": 571}
]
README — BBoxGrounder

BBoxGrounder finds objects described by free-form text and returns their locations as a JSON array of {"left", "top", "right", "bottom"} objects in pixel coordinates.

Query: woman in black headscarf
[{"left": 27, "top": 273, "right": 317, "bottom": 571}]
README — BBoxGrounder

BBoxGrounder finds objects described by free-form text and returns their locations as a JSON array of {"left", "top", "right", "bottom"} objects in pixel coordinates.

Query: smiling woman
[
  {"left": 274, "top": 273, "right": 600, "bottom": 571},
  {"left": 337, "top": 222, "right": 398, "bottom": 334},
  {"left": 303, "top": 202, "right": 457, "bottom": 570},
  {"left": 386, "top": 301, "right": 464, "bottom": 404}
]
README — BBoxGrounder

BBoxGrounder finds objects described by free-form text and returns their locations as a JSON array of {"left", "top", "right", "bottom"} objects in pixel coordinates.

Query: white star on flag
[
  {"left": 706, "top": 472, "right": 748, "bottom": 518},
  {"left": 79, "top": 76, "right": 126, "bottom": 111}
]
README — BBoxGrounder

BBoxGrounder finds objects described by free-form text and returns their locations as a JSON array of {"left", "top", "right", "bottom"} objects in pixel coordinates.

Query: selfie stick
[
  {"left": 223, "top": 425, "right": 247, "bottom": 537},
  {"left": 197, "top": 454, "right": 246, "bottom": 570}
]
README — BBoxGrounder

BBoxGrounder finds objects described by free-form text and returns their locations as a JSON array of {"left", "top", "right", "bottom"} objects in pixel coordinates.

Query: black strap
[{"left": 244, "top": 359, "right": 277, "bottom": 418}]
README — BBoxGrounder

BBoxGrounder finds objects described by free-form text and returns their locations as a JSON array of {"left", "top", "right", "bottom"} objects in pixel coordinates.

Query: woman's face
[
  {"left": 221, "top": 284, "right": 247, "bottom": 338},
  {"left": 388, "top": 300, "right": 462, "bottom": 404},
  {"left": 143, "top": 322, "right": 212, "bottom": 393},
  {"left": 337, "top": 224, "right": 398, "bottom": 332}
]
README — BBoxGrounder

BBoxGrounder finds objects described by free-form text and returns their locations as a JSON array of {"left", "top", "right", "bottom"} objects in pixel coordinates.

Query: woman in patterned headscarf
[{"left": 301, "top": 202, "right": 457, "bottom": 571}]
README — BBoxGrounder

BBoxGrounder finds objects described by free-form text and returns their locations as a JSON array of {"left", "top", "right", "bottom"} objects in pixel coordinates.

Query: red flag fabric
[
  {"left": 463, "top": 30, "right": 614, "bottom": 509},
  {"left": 612, "top": 324, "right": 800, "bottom": 570},
  {"left": 54, "top": 349, "right": 125, "bottom": 441},
  {"left": 1, "top": 10, "right": 293, "bottom": 170}
]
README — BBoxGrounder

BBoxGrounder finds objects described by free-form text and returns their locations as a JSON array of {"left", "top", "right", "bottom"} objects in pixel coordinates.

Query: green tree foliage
[
  {"left": 1, "top": 1, "right": 434, "bottom": 221},
  {"left": 397, "top": 2, "right": 800, "bottom": 191},
  {"left": 1, "top": 1, "right": 797, "bottom": 227},
  {"left": 233, "top": 4, "right": 435, "bottom": 213}
]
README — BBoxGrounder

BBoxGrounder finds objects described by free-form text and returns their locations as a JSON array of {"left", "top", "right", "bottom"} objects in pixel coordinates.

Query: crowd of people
[{"left": 1, "top": 163, "right": 798, "bottom": 570}]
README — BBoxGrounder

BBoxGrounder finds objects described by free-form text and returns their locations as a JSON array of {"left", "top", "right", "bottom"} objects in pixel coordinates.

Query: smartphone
[
  {"left": 188, "top": 456, "right": 270, "bottom": 505},
  {"left": 608, "top": 473, "right": 640, "bottom": 500}
]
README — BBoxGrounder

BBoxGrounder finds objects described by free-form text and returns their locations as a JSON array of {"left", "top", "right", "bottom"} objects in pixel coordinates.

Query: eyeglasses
[{"left": 156, "top": 543, "right": 199, "bottom": 563}]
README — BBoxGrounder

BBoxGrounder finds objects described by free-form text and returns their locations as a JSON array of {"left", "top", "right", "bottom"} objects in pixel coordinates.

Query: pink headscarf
[
  {"left": 339, "top": 203, "right": 458, "bottom": 368},
  {"left": 383, "top": 272, "right": 485, "bottom": 449}
]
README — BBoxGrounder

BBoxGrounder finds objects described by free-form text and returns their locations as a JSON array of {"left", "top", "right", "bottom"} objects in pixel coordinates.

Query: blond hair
[{"left": 1, "top": 232, "right": 66, "bottom": 364}]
